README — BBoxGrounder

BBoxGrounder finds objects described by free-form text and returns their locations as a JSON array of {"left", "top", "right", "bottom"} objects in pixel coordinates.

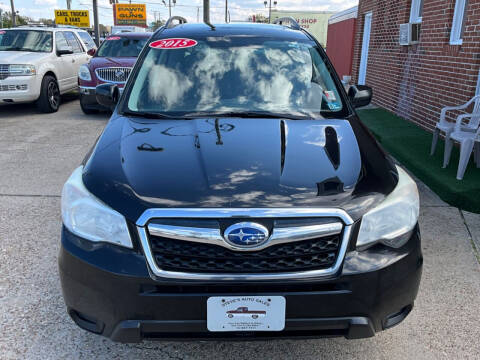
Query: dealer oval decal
[{"left": 150, "top": 38, "right": 198, "bottom": 50}]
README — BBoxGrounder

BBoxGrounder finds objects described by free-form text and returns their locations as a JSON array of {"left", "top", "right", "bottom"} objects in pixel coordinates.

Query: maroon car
[{"left": 77, "top": 32, "right": 152, "bottom": 114}]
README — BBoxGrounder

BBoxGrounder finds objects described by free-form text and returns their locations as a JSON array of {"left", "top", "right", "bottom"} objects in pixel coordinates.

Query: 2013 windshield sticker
[
  {"left": 107, "top": 36, "right": 121, "bottom": 41},
  {"left": 150, "top": 38, "right": 198, "bottom": 50},
  {"left": 0, "top": 31, "right": 6, "bottom": 35}
]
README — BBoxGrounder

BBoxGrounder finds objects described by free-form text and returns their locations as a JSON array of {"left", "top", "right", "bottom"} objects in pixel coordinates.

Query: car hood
[
  {"left": 0, "top": 51, "right": 51, "bottom": 64},
  {"left": 83, "top": 115, "right": 397, "bottom": 223},
  {"left": 88, "top": 56, "right": 137, "bottom": 70}
]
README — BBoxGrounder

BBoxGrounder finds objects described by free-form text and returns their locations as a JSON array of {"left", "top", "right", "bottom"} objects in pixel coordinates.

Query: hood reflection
[
  {"left": 84, "top": 113, "right": 390, "bottom": 223},
  {"left": 118, "top": 117, "right": 362, "bottom": 210},
  {"left": 161, "top": 118, "right": 235, "bottom": 147}
]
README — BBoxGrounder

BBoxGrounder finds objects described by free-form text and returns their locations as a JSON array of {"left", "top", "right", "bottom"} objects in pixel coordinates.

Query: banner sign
[
  {"left": 114, "top": 4, "right": 147, "bottom": 27},
  {"left": 54, "top": 10, "right": 90, "bottom": 28},
  {"left": 270, "top": 10, "right": 334, "bottom": 46}
]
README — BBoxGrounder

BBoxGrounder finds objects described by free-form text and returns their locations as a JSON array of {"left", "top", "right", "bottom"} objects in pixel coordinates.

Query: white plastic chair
[
  {"left": 443, "top": 113, "right": 480, "bottom": 180},
  {"left": 430, "top": 95, "right": 480, "bottom": 156}
]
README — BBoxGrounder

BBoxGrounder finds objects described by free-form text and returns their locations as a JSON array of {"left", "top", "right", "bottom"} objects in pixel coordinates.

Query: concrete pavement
[{"left": 0, "top": 99, "right": 479, "bottom": 359}]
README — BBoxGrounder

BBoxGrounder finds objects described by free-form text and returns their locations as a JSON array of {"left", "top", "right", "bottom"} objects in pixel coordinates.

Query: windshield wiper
[
  {"left": 183, "top": 111, "right": 312, "bottom": 120},
  {"left": 122, "top": 110, "right": 187, "bottom": 120}
]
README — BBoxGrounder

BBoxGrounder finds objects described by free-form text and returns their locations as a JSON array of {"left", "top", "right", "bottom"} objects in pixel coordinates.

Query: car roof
[
  {"left": 152, "top": 23, "right": 312, "bottom": 42},
  {"left": 109, "top": 32, "right": 153, "bottom": 39}
]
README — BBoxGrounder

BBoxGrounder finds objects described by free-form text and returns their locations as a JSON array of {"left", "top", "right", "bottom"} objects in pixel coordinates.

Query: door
[
  {"left": 54, "top": 31, "right": 74, "bottom": 92},
  {"left": 358, "top": 12, "right": 372, "bottom": 86},
  {"left": 63, "top": 31, "right": 88, "bottom": 91}
]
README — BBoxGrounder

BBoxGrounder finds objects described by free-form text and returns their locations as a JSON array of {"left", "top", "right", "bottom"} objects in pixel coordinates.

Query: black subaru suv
[{"left": 59, "top": 18, "right": 422, "bottom": 342}]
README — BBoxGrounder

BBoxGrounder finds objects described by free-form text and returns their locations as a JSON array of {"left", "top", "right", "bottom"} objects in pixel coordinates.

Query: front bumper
[
  {"left": 79, "top": 86, "right": 103, "bottom": 110},
  {"left": 59, "top": 226, "right": 423, "bottom": 342},
  {"left": 0, "top": 75, "right": 40, "bottom": 103},
  {"left": 79, "top": 85, "right": 124, "bottom": 110}
]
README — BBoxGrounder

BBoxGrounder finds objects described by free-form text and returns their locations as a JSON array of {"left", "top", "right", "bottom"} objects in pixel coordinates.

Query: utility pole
[
  {"left": 162, "top": 0, "right": 180, "bottom": 18},
  {"left": 268, "top": 0, "right": 271, "bottom": 23},
  {"left": 264, "top": 0, "right": 277, "bottom": 24},
  {"left": 225, "top": 0, "right": 228, "bottom": 23},
  {"left": 66, "top": 0, "right": 71, "bottom": 10},
  {"left": 163, "top": 0, "right": 172, "bottom": 18},
  {"left": 93, "top": 0, "right": 100, "bottom": 47},
  {"left": 0, "top": 9, "right": 3, "bottom": 29},
  {"left": 10, "top": 0, "right": 15, "bottom": 27},
  {"left": 197, "top": 6, "right": 200, "bottom": 22},
  {"left": 153, "top": 10, "right": 162, "bottom": 27}
]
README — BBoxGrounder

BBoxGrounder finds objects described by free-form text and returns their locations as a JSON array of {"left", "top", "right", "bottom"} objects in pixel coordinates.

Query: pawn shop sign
[
  {"left": 114, "top": 4, "right": 147, "bottom": 27},
  {"left": 55, "top": 10, "right": 90, "bottom": 28}
]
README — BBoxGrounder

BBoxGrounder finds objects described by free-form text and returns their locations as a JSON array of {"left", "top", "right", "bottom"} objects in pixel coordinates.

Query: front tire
[{"left": 36, "top": 75, "right": 60, "bottom": 113}]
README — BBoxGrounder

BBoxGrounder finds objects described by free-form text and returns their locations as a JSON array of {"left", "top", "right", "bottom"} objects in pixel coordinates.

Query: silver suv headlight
[
  {"left": 61, "top": 166, "right": 133, "bottom": 248},
  {"left": 9, "top": 64, "right": 36, "bottom": 76},
  {"left": 78, "top": 64, "right": 92, "bottom": 81},
  {"left": 357, "top": 166, "right": 419, "bottom": 250}
]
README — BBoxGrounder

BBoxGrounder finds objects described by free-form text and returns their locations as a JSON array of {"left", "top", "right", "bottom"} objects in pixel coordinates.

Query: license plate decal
[{"left": 207, "top": 296, "right": 286, "bottom": 332}]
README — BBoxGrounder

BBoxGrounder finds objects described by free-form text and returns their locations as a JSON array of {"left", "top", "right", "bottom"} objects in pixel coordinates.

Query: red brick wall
[
  {"left": 352, "top": 0, "right": 480, "bottom": 132},
  {"left": 327, "top": 18, "right": 357, "bottom": 79}
]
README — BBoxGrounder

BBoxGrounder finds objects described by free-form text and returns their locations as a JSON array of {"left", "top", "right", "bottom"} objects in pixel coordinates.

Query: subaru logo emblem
[
  {"left": 115, "top": 70, "right": 124, "bottom": 78},
  {"left": 224, "top": 222, "right": 269, "bottom": 249}
]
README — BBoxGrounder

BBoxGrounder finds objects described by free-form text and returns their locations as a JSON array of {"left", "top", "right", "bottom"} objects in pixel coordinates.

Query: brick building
[
  {"left": 352, "top": 0, "right": 480, "bottom": 132},
  {"left": 326, "top": 6, "right": 358, "bottom": 80}
]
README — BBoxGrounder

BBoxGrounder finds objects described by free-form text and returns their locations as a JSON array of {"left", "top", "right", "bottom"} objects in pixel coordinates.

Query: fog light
[
  {"left": 383, "top": 304, "right": 412, "bottom": 329},
  {"left": 68, "top": 308, "right": 105, "bottom": 334}
]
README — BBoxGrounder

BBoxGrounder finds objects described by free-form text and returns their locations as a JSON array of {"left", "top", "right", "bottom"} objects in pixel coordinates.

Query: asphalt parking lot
[{"left": 1, "top": 97, "right": 480, "bottom": 359}]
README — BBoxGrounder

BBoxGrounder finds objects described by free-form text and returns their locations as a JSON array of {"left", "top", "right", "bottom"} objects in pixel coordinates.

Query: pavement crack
[
  {"left": 459, "top": 209, "right": 480, "bottom": 265},
  {"left": 0, "top": 193, "right": 60, "bottom": 198}
]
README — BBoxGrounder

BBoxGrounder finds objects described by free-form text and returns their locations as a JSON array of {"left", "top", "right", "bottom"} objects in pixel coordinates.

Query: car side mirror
[
  {"left": 96, "top": 83, "right": 120, "bottom": 110},
  {"left": 87, "top": 48, "right": 96, "bottom": 56},
  {"left": 57, "top": 46, "right": 74, "bottom": 56},
  {"left": 348, "top": 85, "right": 373, "bottom": 108}
]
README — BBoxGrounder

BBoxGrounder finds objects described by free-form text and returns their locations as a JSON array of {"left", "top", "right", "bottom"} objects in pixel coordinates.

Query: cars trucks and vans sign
[
  {"left": 270, "top": 10, "right": 334, "bottom": 47},
  {"left": 54, "top": 10, "right": 90, "bottom": 28},
  {"left": 114, "top": 4, "right": 147, "bottom": 27}
]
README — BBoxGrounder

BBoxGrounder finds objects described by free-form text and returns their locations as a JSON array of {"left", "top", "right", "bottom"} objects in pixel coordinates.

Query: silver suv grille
[
  {"left": 95, "top": 67, "right": 132, "bottom": 83},
  {"left": 0, "top": 64, "right": 9, "bottom": 80}
]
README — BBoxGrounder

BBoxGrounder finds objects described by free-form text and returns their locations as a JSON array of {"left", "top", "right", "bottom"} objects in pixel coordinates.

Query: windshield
[
  {"left": 124, "top": 36, "right": 345, "bottom": 119},
  {"left": 96, "top": 37, "right": 148, "bottom": 57},
  {"left": 0, "top": 30, "right": 52, "bottom": 52}
]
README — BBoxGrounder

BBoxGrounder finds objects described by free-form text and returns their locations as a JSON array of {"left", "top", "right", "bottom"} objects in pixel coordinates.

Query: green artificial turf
[{"left": 357, "top": 108, "right": 480, "bottom": 214}]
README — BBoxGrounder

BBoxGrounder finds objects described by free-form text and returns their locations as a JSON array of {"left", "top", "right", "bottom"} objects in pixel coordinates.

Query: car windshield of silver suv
[{"left": 0, "top": 30, "right": 52, "bottom": 52}]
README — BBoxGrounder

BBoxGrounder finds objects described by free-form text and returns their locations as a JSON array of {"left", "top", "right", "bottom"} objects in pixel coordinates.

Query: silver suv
[{"left": 0, "top": 27, "right": 95, "bottom": 112}]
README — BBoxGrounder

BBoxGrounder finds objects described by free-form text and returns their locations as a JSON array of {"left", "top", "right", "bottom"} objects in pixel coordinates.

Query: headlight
[
  {"left": 61, "top": 166, "right": 133, "bottom": 248},
  {"left": 357, "top": 166, "right": 419, "bottom": 250},
  {"left": 78, "top": 64, "right": 92, "bottom": 81},
  {"left": 9, "top": 64, "right": 36, "bottom": 76}
]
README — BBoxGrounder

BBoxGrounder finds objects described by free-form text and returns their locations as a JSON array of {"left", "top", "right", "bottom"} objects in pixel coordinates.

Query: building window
[
  {"left": 450, "top": 0, "right": 469, "bottom": 45},
  {"left": 410, "top": 0, "right": 424, "bottom": 23}
]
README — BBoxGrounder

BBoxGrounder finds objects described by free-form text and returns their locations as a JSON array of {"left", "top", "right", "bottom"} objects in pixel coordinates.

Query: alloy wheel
[{"left": 48, "top": 81, "right": 60, "bottom": 110}]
